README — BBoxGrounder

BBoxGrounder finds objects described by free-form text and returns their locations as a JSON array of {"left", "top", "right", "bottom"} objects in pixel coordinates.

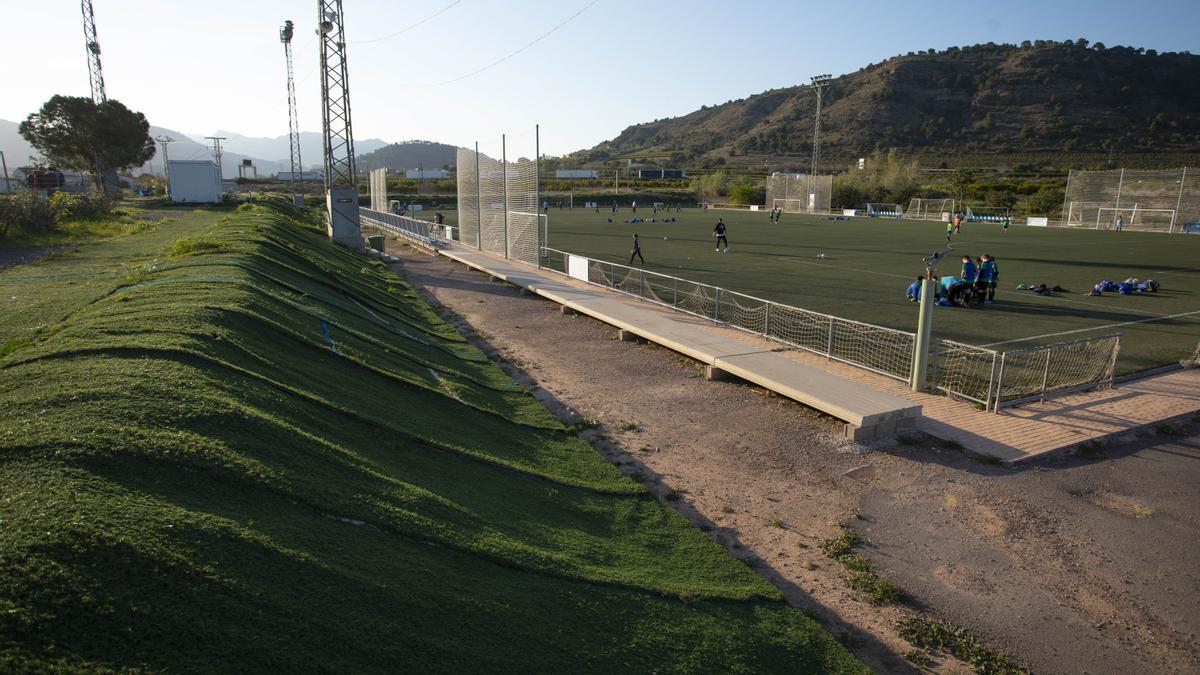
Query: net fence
[
  {"left": 766, "top": 173, "right": 832, "bottom": 213},
  {"left": 560, "top": 250, "right": 915, "bottom": 380},
  {"left": 1062, "top": 167, "right": 1199, "bottom": 232},
  {"left": 455, "top": 148, "right": 480, "bottom": 248},
  {"left": 933, "top": 335, "right": 1119, "bottom": 410},
  {"left": 455, "top": 138, "right": 541, "bottom": 263}
]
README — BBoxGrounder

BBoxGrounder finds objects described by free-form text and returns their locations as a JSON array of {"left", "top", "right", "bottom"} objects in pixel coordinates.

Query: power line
[
  {"left": 350, "top": 0, "right": 464, "bottom": 44},
  {"left": 398, "top": 0, "right": 601, "bottom": 88}
]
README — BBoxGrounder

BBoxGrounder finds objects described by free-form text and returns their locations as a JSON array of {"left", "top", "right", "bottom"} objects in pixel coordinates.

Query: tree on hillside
[{"left": 19, "top": 95, "right": 155, "bottom": 192}]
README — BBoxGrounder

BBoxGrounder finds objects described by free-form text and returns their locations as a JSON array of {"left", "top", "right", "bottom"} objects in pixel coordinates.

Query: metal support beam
[{"left": 317, "top": 0, "right": 362, "bottom": 247}]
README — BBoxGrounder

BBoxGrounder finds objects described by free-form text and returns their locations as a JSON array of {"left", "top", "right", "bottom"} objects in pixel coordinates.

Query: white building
[
  {"left": 555, "top": 169, "right": 599, "bottom": 179},
  {"left": 168, "top": 160, "right": 221, "bottom": 203},
  {"left": 404, "top": 169, "right": 450, "bottom": 180}
]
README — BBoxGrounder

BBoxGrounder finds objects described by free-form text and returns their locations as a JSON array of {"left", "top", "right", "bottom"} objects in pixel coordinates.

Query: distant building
[
  {"left": 404, "top": 169, "right": 450, "bottom": 180},
  {"left": 555, "top": 169, "right": 599, "bottom": 179},
  {"left": 638, "top": 169, "right": 687, "bottom": 180},
  {"left": 277, "top": 171, "right": 324, "bottom": 181},
  {"left": 168, "top": 160, "right": 221, "bottom": 203}
]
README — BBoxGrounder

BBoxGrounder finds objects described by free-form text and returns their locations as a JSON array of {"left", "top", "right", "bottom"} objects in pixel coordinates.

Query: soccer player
[
  {"left": 1002, "top": 217, "right": 1010, "bottom": 234},
  {"left": 946, "top": 220, "right": 954, "bottom": 242},
  {"left": 629, "top": 233, "right": 644, "bottom": 265},
  {"left": 954, "top": 214, "right": 962, "bottom": 235},
  {"left": 906, "top": 275, "right": 924, "bottom": 302},
  {"left": 960, "top": 255, "right": 978, "bottom": 287},
  {"left": 979, "top": 254, "right": 999, "bottom": 304},
  {"left": 632, "top": 201, "right": 638, "bottom": 214},
  {"left": 713, "top": 218, "right": 729, "bottom": 252},
  {"left": 1115, "top": 215, "right": 1124, "bottom": 231}
]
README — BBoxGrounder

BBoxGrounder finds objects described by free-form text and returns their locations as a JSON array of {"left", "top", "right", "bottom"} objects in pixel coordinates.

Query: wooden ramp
[{"left": 439, "top": 246, "right": 921, "bottom": 442}]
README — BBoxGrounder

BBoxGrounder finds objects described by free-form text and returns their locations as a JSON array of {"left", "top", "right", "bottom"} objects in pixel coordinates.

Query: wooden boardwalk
[{"left": 434, "top": 245, "right": 1200, "bottom": 462}]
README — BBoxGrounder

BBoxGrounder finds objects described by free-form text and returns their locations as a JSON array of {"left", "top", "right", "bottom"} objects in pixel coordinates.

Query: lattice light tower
[
  {"left": 317, "top": 0, "right": 363, "bottom": 246},
  {"left": 81, "top": 0, "right": 106, "bottom": 103},
  {"left": 810, "top": 74, "right": 832, "bottom": 176},
  {"left": 280, "top": 20, "right": 305, "bottom": 207}
]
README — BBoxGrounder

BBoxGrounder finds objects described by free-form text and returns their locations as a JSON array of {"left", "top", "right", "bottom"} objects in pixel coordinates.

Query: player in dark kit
[
  {"left": 713, "top": 218, "right": 729, "bottom": 252},
  {"left": 629, "top": 233, "right": 644, "bottom": 265}
]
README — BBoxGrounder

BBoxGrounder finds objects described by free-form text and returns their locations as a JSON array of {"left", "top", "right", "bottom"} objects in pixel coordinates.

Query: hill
[
  {"left": 580, "top": 40, "right": 1200, "bottom": 169},
  {"left": 0, "top": 199, "right": 863, "bottom": 672},
  {"left": 357, "top": 140, "right": 458, "bottom": 172}
]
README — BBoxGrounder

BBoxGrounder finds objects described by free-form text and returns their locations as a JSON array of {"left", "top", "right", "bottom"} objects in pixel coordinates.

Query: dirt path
[
  {"left": 389, "top": 244, "right": 1200, "bottom": 674},
  {"left": 0, "top": 246, "right": 69, "bottom": 272}
]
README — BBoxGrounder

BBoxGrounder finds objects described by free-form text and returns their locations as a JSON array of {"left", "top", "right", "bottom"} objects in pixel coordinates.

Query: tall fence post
[
  {"left": 672, "top": 277, "right": 678, "bottom": 310},
  {"left": 501, "top": 134, "right": 509, "bottom": 259},
  {"left": 1173, "top": 167, "right": 1187, "bottom": 234},
  {"left": 1108, "top": 336, "right": 1122, "bottom": 389},
  {"left": 535, "top": 124, "right": 541, "bottom": 268},
  {"left": 764, "top": 302, "right": 772, "bottom": 337},
  {"left": 826, "top": 318, "right": 835, "bottom": 359},
  {"left": 713, "top": 288, "right": 721, "bottom": 322},
  {"left": 985, "top": 351, "right": 999, "bottom": 410},
  {"left": 474, "top": 141, "right": 482, "bottom": 250},
  {"left": 1040, "top": 349, "right": 1052, "bottom": 401}
]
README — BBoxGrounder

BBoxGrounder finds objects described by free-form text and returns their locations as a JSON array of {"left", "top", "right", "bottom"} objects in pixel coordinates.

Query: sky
[{"left": 4, "top": 0, "right": 1198, "bottom": 157}]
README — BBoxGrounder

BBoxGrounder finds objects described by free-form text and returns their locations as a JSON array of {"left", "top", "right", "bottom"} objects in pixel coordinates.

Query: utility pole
[
  {"left": 317, "top": 0, "right": 363, "bottom": 247},
  {"left": 809, "top": 74, "right": 832, "bottom": 177},
  {"left": 1, "top": 151, "right": 9, "bottom": 194},
  {"left": 280, "top": 19, "right": 304, "bottom": 206},
  {"left": 155, "top": 135, "right": 175, "bottom": 197},
  {"left": 206, "top": 136, "right": 226, "bottom": 181}
]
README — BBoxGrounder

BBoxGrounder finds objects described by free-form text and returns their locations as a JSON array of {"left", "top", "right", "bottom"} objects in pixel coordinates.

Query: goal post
[
  {"left": 771, "top": 198, "right": 805, "bottom": 213},
  {"left": 1095, "top": 205, "right": 1176, "bottom": 231},
  {"left": 906, "top": 197, "right": 954, "bottom": 221},
  {"left": 865, "top": 203, "right": 903, "bottom": 218}
]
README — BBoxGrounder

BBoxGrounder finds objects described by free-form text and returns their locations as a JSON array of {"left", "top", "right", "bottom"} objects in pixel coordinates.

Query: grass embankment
[{"left": 0, "top": 198, "right": 863, "bottom": 672}]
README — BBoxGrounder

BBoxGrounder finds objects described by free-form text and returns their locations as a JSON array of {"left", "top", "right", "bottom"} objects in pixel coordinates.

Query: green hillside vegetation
[
  {"left": 578, "top": 40, "right": 1200, "bottom": 169},
  {"left": 0, "top": 198, "right": 863, "bottom": 672}
]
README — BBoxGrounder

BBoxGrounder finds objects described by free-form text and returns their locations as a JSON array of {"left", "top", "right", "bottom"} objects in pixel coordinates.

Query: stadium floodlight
[
  {"left": 809, "top": 74, "right": 833, "bottom": 177},
  {"left": 280, "top": 19, "right": 304, "bottom": 206}
]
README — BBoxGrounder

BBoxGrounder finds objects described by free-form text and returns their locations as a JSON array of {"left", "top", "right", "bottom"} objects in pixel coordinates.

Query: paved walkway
[{"left": 434, "top": 245, "right": 1200, "bottom": 462}]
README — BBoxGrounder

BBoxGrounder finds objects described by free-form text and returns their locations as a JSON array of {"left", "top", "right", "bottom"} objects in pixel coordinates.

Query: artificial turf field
[{"left": 520, "top": 208, "right": 1200, "bottom": 374}]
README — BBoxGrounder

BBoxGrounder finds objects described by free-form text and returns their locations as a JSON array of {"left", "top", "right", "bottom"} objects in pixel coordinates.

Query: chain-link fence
[
  {"left": 931, "top": 335, "right": 1120, "bottom": 411},
  {"left": 542, "top": 248, "right": 916, "bottom": 381},
  {"left": 1061, "top": 167, "right": 1199, "bottom": 232},
  {"left": 766, "top": 173, "right": 833, "bottom": 213}
]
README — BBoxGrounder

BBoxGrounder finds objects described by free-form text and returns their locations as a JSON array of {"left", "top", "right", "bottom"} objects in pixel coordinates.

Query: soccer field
[{"left": 519, "top": 208, "right": 1200, "bottom": 375}]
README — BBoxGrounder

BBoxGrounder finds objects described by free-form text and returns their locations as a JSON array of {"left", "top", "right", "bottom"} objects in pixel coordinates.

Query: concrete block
[
  {"left": 561, "top": 306, "right": 578, "bottom": 316},
  {"left": 705, "top": 365, "right": 734, "bottom": 382},
  {"left": 618, "top": 330, "right": 643, "bottom": 343}
]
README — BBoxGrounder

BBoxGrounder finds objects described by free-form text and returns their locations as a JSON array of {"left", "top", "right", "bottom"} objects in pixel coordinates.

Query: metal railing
[
  {"left": 931, "top": 334, "right": 1121, "bottom": 411},
  {"left": 360, "top": 208, "right": 449, "bottom": 247},
  {"left": 540, "top": 247, "right": 916, "bottom": 381}
]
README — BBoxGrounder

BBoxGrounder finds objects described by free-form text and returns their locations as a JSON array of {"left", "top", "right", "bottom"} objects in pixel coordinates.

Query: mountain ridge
[{"left": 577, "top": 40, "right": 1200, "bottom": 169}]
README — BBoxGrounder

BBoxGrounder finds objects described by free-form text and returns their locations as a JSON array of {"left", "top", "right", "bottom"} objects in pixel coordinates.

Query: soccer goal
[
  {"left": 965, "top": 206, "right": 1010, "bottom": 223},
  {"left": 771, "top": 198, "right": 806, "bottom": 213},
  {"left": 906, "top": 197, "right": 954, "bottom": 221},
  {"left": 1095, "top": 205, "right": 1176, "bottom": 231},
  {"left": 865, "top": 203, "right": 904, "bottom": 218}
]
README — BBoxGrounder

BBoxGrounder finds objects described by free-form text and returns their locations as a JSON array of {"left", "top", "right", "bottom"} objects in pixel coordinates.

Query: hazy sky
[{"left": 5, "top": 0, "right": 1197, "bottom": 156}]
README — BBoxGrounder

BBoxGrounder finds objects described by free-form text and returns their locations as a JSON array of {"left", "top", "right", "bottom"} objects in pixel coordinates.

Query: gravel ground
[{"left": 388, "top": 243, "right": 1200, "bottom": 674}]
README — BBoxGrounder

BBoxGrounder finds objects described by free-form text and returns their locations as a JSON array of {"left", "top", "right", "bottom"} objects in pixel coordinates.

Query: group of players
[
  {"left": 628, "top": 218, "right": 729, "bottom": 265},
  {"left": 907, "top": 254, "right": 1001, "bottom": 306}
]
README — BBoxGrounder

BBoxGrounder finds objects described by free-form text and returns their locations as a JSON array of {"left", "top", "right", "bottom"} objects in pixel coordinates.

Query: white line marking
[{"left": 981, "top": 309, "right": 1200, "bottom": 347}]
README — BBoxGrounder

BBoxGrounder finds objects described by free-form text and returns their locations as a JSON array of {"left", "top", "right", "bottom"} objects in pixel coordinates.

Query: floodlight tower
[
  {"left": 280, "top": 20, "right": 305, "bottom": 207},
  {"left": 809, "top": 74, "right": 832, "bottom": 176},
  {"left": 81, "top": 0, "right": 106, "bottom": 104},
  {"left": 317, "top": 0, "right": 363, "bottom": 247}
]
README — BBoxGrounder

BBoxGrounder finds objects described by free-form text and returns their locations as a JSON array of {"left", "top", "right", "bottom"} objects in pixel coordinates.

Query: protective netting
[
  {"left": 455, "top": 143, "right": 540, "bottom": 263},
  {"left": 766, "top": 173, "right": 832, "bottom": 213},
  {"left": 906, "top": 198, "right": 954, "bottom": 221},
  {"left": 932, "top": 340, "right": 1000, "bottom": 405},
  {"left": 455, "top": 148, "right": 480, "bottom": 248},
  {"left": 478, "top": 154, "right": 506, "bottom": 256},
  {"left": 994, "top": 335, "right": 1120, "bottom": 406},
  {"left": 368, "top": 168, "right": 388, "bottom": 212},
  {"left": 1062, "top": 167, "right": 1199, "bottom": 231},
  {"left": 505, "top": 156, "right": 539, "bottom": 266}
]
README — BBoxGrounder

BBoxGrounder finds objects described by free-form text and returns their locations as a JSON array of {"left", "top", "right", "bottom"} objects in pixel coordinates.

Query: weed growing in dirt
[
  {"left": 1155, "top": 423, "right": 1181, "bottom": 436},
  {"left": 896, "top": 617, "right": 1029, "bottom": 675},
  {"left": 902, "top": 649, "right": 933, "bottom": 669},
  {"left": 819, "top": 529, "right": 861, "bottom": 559},
  {"left": 618, "top": 420, "right": 644, "bottom": 432},
  {"left": 822, "top": 527, "right": 905, "bottom": 606},
  {"left": 769, "top": 517, "right": 784, "bottom": 528},
  {"left": 721, "top": 505, "right": 735, "bottom": 514}
]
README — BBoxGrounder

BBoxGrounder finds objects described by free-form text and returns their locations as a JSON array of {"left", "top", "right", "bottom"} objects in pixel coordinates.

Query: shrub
[
  {"left": 49, "top": 191, "right": 113, "bottom": 221},
  {"left": 0, "top": 192, "right": 55, "bottom": 239}
]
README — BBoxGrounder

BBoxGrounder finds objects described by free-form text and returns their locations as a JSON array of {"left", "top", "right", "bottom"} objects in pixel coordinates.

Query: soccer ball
[
  {"left": 663, "top": 236, "right": 668, "bottom": 240},
  {"left": 818, "top": 253, "right": 826, "bottom": 258}
]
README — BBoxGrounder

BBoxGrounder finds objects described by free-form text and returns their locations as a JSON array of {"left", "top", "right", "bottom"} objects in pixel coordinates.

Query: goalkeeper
[{"left": 713, "top": 218, "right": 729, "bottom": 252}]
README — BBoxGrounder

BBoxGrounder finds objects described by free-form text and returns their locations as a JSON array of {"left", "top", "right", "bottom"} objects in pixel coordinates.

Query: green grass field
[
  {"left": 529, "top": 208, "right": 1200, "bottom": 374},
  {"left": 0, "top": 199, "right": 863, "bottom": 672}
]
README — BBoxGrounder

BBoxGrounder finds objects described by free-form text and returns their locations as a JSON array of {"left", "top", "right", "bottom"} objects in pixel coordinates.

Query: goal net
[
  {"left": 1062, "top": 167, "right": 1199, "bottom": 232},
  {"left": 766, "top": 173, "right": 832, "bottom": 213},
  {"left": 865, "top": 203, "right": 903, "bottom": 218},
  {"left": 906, "top": 197, "right": 954, "bottom": 221},
  {"left": 965, "top": 205, "right": 1010, "bottom": 223}
]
